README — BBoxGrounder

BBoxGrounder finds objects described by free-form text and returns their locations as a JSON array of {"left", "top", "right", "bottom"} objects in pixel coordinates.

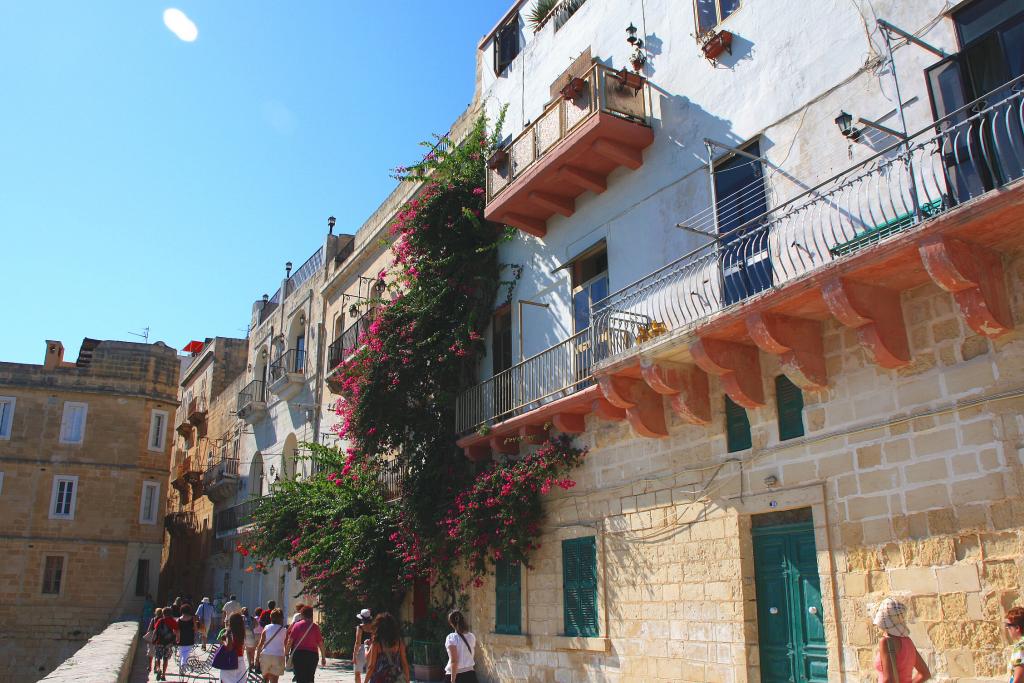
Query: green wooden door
[{"left": 752, "top": 521, "right": 828, "bottom": 683}]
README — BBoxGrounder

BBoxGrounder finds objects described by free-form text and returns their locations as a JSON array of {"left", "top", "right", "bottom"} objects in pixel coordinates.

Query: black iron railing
[
  {"left": 237, "top": 380, "right": 265, "bottom": 414},
  {"left": 270, "top": 348, "right": 305, "bottom": 382},
  {"left": 214, "top": 497, "right": 261, "bottom": 537},
  {"left": 285, "top": 247, "right": 324, "bottom": 298},
  {"left": 203, "top": 457, "right": 239, "bottom": 489}
]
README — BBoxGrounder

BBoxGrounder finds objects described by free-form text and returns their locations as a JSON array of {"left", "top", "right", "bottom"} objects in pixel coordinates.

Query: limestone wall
[
  {"left": 38, "top": 620, "right": 139, "bottom": 683},
  {"left": 466, "top": 258, "right": 1024, "bottom": 683}
]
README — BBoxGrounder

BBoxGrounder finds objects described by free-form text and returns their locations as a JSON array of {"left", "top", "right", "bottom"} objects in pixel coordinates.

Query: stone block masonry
[
  {"left": 466, "top": 258, "right": 1024, "bottom": 683},
  {"left": 38, "top": 621, "right": 138, "bottom": 683}
]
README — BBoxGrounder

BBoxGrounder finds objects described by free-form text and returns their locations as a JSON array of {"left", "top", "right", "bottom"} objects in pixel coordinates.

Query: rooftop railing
[
  {"left": 486, "top": 62, "right": 650, "bottom": 201},
  {"left": 592, "top": 74, "right": 1024, "bottom": 361},
  {"left": 285, "top": 247, "right": 324, "bottom": 297},
  {"left": 258, "top": 288, "right": 281, "bottom": 325},
  {"left": 455, "top": 328, "right": 594, "bottom": 434}
]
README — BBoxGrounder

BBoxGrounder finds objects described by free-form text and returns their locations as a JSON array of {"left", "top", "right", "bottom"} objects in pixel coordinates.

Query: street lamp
[
  {"left": 834, "top": 111, "right": 860, "bottom": 140},
  {"left": 328, "top": 215, "right": 336, "bottom": 235}
]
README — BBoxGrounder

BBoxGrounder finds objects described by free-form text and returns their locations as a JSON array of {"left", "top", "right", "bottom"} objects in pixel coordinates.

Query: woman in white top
[
  {"left": 254, "top": 608, "right": 288, "bottom": 683},
  {"left": 444, "top": 610, "right": 478, "bottom": 683}
]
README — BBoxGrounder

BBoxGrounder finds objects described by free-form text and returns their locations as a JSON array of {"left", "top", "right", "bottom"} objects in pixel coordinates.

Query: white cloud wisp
[{"left": 163, "top": 8, "right": 198, "bottom": 42}]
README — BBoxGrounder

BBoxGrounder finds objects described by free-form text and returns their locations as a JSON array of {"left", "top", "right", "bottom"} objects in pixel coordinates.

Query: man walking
[
  {"left": 195, "top": 597, "right": 215, "bottom": 650},
  {"left": 222, "top": 593, "right": 242, "bottom": 625},
  {"left": 259, "top": 600, "right": 276, "bottom": 629}
]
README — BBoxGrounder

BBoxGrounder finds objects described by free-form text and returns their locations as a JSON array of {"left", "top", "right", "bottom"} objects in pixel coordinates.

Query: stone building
[
  {"left": 451, "top": 0, "right": 1024, "bottom": 681},
  {"left": 0, "top": 338, "right": 179, "bottom": 681},
  {"left": 160, "top": 336, "right": 247, "bottom": 605}
]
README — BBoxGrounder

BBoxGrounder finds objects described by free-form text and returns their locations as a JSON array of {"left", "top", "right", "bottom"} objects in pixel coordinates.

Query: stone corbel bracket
[
  {"left": 822, "top": 277, "right": 910, "bottom": 369},
  {"left": 639, "top": 360, "right": 711, "bottom": 425},
  {"left": 595, "top": 375, "right": 669, "bottom": 438},
  {"left": 690, "top": 338, "right": 765, "bottom": 408},
  {"left": 746, "top": 313, "right": 828, "bottom": 390},
  {"left": 919, "top": 235, "right": 1013, "bottom": 338}
]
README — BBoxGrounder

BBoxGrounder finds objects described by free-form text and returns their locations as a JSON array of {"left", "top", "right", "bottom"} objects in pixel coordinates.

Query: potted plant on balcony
[
  {"left": 559, "top": 76, "right": 587, "bottom": 101},
  {"left": 700, "top": 29, "right": 733, "bottom": 61},
  {"left": 613, "top": 67, "right": 646, "bottom": 94},
  {"left": 486, "top": 147, "right": 509, "bottom": 171}
]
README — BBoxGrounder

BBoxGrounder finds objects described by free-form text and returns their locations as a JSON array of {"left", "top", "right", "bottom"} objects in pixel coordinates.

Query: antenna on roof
[{"left": 127, "top": 326, "right": 150, "bottom": 343}]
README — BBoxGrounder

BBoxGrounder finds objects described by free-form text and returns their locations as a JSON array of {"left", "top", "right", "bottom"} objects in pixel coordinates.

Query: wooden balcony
[{"left": 485, "top": 63, "right": 653, "bottom": 238}]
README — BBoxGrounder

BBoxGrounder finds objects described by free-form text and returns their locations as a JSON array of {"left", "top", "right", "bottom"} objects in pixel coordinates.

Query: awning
[{"left": 183, "top": 341, "right": 204, "bottom": 354}]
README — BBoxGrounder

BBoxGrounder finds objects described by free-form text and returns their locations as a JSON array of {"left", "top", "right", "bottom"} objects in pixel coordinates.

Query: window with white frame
[
  {"left": 42, "top": 555, "right": 65, "bottom": 594},
  {"left": 140, "top": 481, "right": 160, "bottom": 524},
  {"left": 148, "top": 410, "right": 168, "bottom": 452},
  {"left": 59, "top": 402, "right": 88, "bottom": 444},
  {"left": 0, "top": 396, "right": 15, "bottom": 439},
  {"left": 50, "top": 475, "right": 79, "bottom": 520},
  {"left": 695, "top": 0, "right": 740, "bottom": 34}
]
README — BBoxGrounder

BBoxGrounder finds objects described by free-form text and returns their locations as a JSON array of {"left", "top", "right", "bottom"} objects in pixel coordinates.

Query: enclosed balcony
[
  {"left": 236, "top": 379, "right": 267, "bottom": 424},
  {"left": 203, "top": 457, "right": 239, "bottom": 503},
  {"left": 214, "top": 496, "right": 261, "bottom": 538},
  {"left": 485, "top": 62, "right": 654, "bottom": 237},
  {"left": 268, "top": 348, "right": 306, "bottom": 401}
]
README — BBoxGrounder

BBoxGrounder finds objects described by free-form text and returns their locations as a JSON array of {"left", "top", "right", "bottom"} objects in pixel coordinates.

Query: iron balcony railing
[
  {"left": 270, "top": 348, "right": 305, "bottom": 382},
  {"left": 285, "top": 247, "right": 324, "bottom": 298},
  {"left": 486, "top": 62, "right": 650, "bottom": 201},
  {"left": 455, "top": 328, "right": 595, "bottom": 434},
  {"left": 214, "top": 497, "right": 261, "bottom": 537},
  {"left": 237, "top": 379, "right": 265, "bottom": 415},
  {"left": 592, "top": 74, "right": 1024, "bottom": 360},
  {"left": 534, "top": 0, "right": 588, "bottom": 31},
  {"left": 377, "top": 460, "right": 405, "bottom": 503},
  {"left": 327, "top": 309, "right": 376, "bottom": 374},
  {"left": 203, "top": 457, "right": 239, "bottom": 490}
]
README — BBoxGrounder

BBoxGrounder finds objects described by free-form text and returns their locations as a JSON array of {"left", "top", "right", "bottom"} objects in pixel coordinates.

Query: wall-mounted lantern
[
  {"left": 328, "top": 215, "right": 336, "bottom": 235},
  {"left": 626, "top": 23, "right": 645, "bottom": 72},
  {"left": 834, "top": 111, "right": 861, "bottom": 141}
]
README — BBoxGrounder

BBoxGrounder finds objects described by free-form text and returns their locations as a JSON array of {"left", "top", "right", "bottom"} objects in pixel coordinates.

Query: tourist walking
[
  {"left": 141, "top": 593, "right": 156, "bottom": 632},
  {"left": 143, "top": 607, "right": 163, "bottom": 676},
  {"left": 216, "top": 612, "right": 248, "bottom": 683},
  {"left": 444, "top": 610, "right": 477, "bottom": 683},
  {"left": 222, "top": 594, "right": 242, "bottom": 624},
  {"left": 241, "top": 606, "right": 258, "bottom": 668},
  {"left": 353, "top": 608, "right": 374, "bottom": 683},
  {"left": 1006, "top": 607, "right": 1024, "bottom": 683},
  {"left": 873, "top": 597, "right": 930, "bottom": 683},
  {"left": 196, "top": 597, "right": 215, "bottom": 649},
  {"left": 255, "top": 608, "right": 288, "bottom": 683},
  {"left": 152, "top": 606, "right": 179, "bottom": 681},
  {"left": 286, "top": 605, "right": 327, "bottom": 683},
  {"left": 170, "top": 596, "right": 183, "bottom": 618},
  {"left": 176, "top": 603, "right": 197, "bottom": 673},
  {"left": 292, "top": 602, "right": 306, "bottom": 626},
  {"left": 258, "top": 600, "right": 276, "bottom": 629},
  {"left": 365, "top": 612, "right": 410, "bottom": 683}
]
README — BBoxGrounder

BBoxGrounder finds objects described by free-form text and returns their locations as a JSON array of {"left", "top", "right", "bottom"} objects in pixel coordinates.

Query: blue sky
[{"left": 0, "top": 1, "right": 502, "bottom": 364}]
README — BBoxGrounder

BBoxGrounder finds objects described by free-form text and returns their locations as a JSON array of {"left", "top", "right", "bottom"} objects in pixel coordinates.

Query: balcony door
[
  {"left": 715, "top": 140, "right": 771, "bottom": 306},
  {"left": 571, "top": 247, "right": 608, "bottom": 385},
  {"left": 926, "top": 0, "right": 1024, "bottom": 201}
]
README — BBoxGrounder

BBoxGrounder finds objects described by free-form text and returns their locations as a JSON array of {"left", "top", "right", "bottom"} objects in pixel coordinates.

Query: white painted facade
[{"left": 476, "top": 0, "right": 962, "bottom": 377}]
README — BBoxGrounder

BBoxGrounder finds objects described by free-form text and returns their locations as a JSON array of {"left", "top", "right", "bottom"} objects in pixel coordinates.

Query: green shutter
[
  {"left": 725, "top": 395, "right": 752, "bottom": 452},
  {"left": 495, "top": 559, "right": 521, "bottom": 634},
  {"left": 562, "top": 536, "right": 598, "bottom": 637},
  {"left": 775, "top": 375, "right": 805, "bottom": 441}
]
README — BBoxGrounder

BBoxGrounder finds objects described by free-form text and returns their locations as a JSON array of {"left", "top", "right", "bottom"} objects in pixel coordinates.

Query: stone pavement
[{"left": 128, "top": 646, "right": 356, "bottom": 683}]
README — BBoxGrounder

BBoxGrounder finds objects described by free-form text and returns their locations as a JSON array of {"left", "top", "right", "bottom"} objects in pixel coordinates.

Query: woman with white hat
[
  {"left": 353, "top": 608, "right": 374, "bottom": 683},
  {"left": 873, "top": 597, "right": 930, "bottom": 683}
]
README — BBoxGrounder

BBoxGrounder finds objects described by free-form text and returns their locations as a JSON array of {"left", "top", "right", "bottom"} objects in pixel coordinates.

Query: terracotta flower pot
[
  {"left": 486, "top": 148, "right": 509, "bottom": 170},
  {"left": 559, "top": 76, "right": 587, "bottom": 101}
]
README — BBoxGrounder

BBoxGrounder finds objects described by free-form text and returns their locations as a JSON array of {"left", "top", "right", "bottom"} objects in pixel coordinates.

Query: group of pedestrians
[
  {"left": 351, "top": 608, "right": 477, "bottom": 683},
  {"left": 141, "top": 594, "right": 328, "bottom": 683}
]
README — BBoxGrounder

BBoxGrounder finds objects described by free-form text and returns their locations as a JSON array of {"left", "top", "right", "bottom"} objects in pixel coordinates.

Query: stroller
[{"left": 177, "top": 644, "right": 263, "bottom": 682}]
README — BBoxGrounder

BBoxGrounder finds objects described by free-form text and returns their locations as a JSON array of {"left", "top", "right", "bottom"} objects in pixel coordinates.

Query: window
[
  {"left": 495, "top": 558, "right": 522, "bottom": 634},
  {"left": 0, "top": 396, "right": 14, "bottom": 439},
  {"left": 571, "top": 245, "right": 608, "bottom": 333},
  {"left": 42, "top": 555, "right": 65, "bottom": 594},
  {"left": 148, "top": 410, "right": 168, "bottom": 452},
  {"left": 562, "top": 536, "right": 598, "bottom": 637},
  {"left": 725, "top": 395, "right": 751, "bottom": 453},
  {"left": 140, "top": 481, "right": 160, "bottom": 524},
  {"left": 50, "top": 476, "right": 78, "bottom": 520},
  {"left": 492, "top": 307, "right": 513, "bottom": 375},
  {"left": 714, "top": 140, "right": 770, "bottom": 305},
  {"left": 775, "top": 375, "right": 804, "bottom": 441},
  {"left": 59, "top": 401, "right": 88, "bottom": 444},
  {"left": 695, "top": 0, "right": 740, "bottom": 34},
  {"left": 494, "top": 18, "right": 521, "bottom": 75},
  {"left": 135, "top": 559, "right": 150, "bottom": 597}
]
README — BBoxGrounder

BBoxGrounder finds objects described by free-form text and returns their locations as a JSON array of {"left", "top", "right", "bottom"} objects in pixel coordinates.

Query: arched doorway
[
  {"left": 250, "top": 451, "right": 264, "bottom": 498},
  {"left": 281, "top": 433, "right": 298, "bottom": 481}
]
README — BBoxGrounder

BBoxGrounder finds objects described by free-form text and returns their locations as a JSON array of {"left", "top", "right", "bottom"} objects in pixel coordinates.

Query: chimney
[{"left": 44, "top": 340, "right": 64, "bottom": 369}]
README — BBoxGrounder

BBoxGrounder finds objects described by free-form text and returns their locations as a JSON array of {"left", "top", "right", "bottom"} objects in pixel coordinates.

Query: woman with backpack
[
  {"left": 255, "top": 608, "right": 288, "bottom": 683},
  {"left": 444, "top": 610, "right": 477, "bottom": 683},
  {"left": 873, "top": 597, "right": 930, "bottom": 683},
  {"left": 152, "top": 607, "right": 179, "bottom": 681},
  {"left": 364, "top": 613, "right": 409, "bottom": 683}
]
